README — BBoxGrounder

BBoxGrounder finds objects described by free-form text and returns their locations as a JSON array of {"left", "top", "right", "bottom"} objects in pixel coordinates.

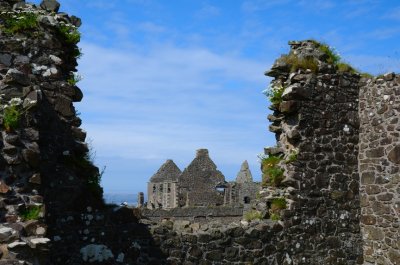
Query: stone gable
[{"left": 150, "top": 159, "right": 181, "bottom": 182}]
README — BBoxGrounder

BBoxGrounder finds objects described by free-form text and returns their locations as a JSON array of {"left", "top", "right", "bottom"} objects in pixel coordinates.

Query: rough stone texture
[
  {"left": 39, "top": 0, "right": 60, "bottom": 12},
  {"left": 0, "top": 2, "right": 161, "bottom": 264},
  {"left": 0, "top": 2, "right": 397, "bottom": 263},
  {"left": 146, "top": 153, "right": 260, "bottom": 211},
  {"left": 235, "top": 160, "right": 253, "bottom": 183},
  {"left": 147, "top": 159, "right": 181, "bottom": 209},
  {"left": 178, "top": 149, "right": 226, "bottom": 207},
  {"left": 261, "top": 40, "right": 363, "bottom": 264},
  {"left": 150, "top": 159, "right": 181, "bottom": 183},
  {"left": 359, "top": 75, "right": 400, "bottom": 265},
  {"left": 142, "top": 206, "right": 244, "bottom": 224}
]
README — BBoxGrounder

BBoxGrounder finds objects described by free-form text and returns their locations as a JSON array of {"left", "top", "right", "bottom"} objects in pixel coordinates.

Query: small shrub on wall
[{"left": 260, "top": 154, "right": 284, "bottom": 187}]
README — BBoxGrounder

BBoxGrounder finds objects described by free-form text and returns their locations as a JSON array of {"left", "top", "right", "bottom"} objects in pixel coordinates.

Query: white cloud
[
  {"left": 75, "top": 42, "right": 272, "bottom": 191},
  {"left": 241, "top": 0, "right": 292, "bottom": 12},
  {"left": 298, "top": 0, "right": 335, "bottom": 11},
  {"left": 382, "top": 6, "right": 400, "bottom": 21},
  {"left": 137, "top": 22, "right": 166, "bottom": 33},
  {"left": 367, "top": 28, "right": 400, "bottom": 40},
  {"left": 196, "top": 4, "right": 220, "bottom": 18}
]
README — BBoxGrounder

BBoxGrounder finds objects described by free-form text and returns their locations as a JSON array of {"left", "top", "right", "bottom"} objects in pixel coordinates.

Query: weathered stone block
[
  {"left": 188, "top": 246, "right": 202, "bottom": 258},
  {"left": 40, "top": 0, "right": 60, "bottom": 12},
  {"left": 365, "top": 147, "right": 384, "bottom": 158},
  {"left": 4, "top": 69, "right": 30, "bottom": 86},
  {"left": 377, "top": 193, "right": 393, "bottom": 201},
  {"left": 361, "top": 172, "right": 375, "bottom": 184},
  {"left": 365, "top": 226, "right": 384, "bottom": 240},
  {"left": 205, "top": 250, "right": 222, "bottom": 261},
  {"left": 388, "top": 145, "right": 400, "bottom": 164},
  {"left": 361, "top": 215, "right": 376, "bottom": 225},
  {"left": 365, "top": 185, "right": 380, "bottom": 194},
  {"left": 279, "top": 100, "right": 298, "bottom": 113},
  {"left": 388, "top": 248, "right": 400, "bottom": 264}
]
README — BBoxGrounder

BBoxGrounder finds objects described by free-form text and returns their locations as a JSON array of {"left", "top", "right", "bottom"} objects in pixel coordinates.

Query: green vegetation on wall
[
  {"left": 285, "top": 150, "right": 298, "bottom": 164},
  {"left": 67, "top": 72, "right": 83, "bottom": 86},
  {"left": 269, "top": 197, "right": 287, "bottom": 221},
  {"left": 58, "top": 24, "right": 81, "bottom": 44},
  {"left": 261, "top": 154, "right": 284, "bottom": 187},
  {"left": 264, "top": 84, "right": 285, "bottom": 107},
  {"left": 0, "top": 11, "right": 38, "bottom": 34},
  {"left": 20, "top": 205, "right": 42, "bottom": 221},
  {"left": 3, "top": 104, "right": 21, "bottom": 131},
  {"left": 244, "top": 210, "right": 263, "bottom": 221},
  {"left": 281, "top": 53, "right": 319, "bottom": 73}
]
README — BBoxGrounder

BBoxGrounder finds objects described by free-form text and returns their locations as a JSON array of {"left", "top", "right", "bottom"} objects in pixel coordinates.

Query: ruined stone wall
[
  {"left": 261, "top": 40, "right": 363, "bottom": 264},
  {"left": 0, "top": 1, "right": 396, "bottom": 263},
  {"left": 136, "top": 40, "right": 365, "bottom": 265},
  {"left": 0, "top": 1, "right": 159, "bottom": 264},
  {"left": 358, "top": 73, "right": 400, "bottom": 265},
  {"left": 142, "top": 206, "right": 244, "bottom": 224},
  {"left": 178, "top": 149, "right": 225, "bottom": 207}
]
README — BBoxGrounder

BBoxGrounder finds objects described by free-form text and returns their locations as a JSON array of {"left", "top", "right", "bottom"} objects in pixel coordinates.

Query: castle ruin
[
  {"left": 0, "top": 0, "right": 398, "bottom": 263},
  {"left": 146, "top": 149, "right": 260, "bottom": 210}
]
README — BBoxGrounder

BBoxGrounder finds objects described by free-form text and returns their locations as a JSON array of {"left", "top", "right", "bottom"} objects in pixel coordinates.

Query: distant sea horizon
[{"left": 104, "top": 193, "right": 138, "bottom": 206}]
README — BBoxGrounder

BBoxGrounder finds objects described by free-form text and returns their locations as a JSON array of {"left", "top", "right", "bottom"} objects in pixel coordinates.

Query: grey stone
[
  {"left": 365, "top": 147, "right": 384, "bottom": 158},
  {"left": 70, "top": 15, "right": 82, "bottom": 27},
  {"left": 40, "top": 0, "right": 60, "bottom": 12},
  {"left": 282, "top": 83, "right": 311, "bottom": 100},
  {"left": 388, "top": 145, "right": 400, "bottom": 164},
  {"left": 150, "top": 159, "right": 181, "bottom": 183},
  {"left": 0, "top": 227, "right": 16, "bottom": 242},
  {"left": 383, "top": 72, "right": 395, "bottom": 81},
  {"left": 54, "top": 96, "right": 74, "bottom": 116},
  {"left": 27, "top": 237, "right": 50, "bottom": 248},
  {"left": 279, "top": 100, "right": 298, "bottom": 113},
  {"left": 236, "top": 160, "right": 253, "bottom": 183},
  {"left": 360, "top": 215, "right": 376, "bottom": 225},
  {"left": 71, "top": 126, "right": 87, "bottom": 141},
  {"left": 0, "top": 54, "right": 12, "bottom": 66},
  {"left": 4, "top": 69, "right": 30, "bottom": 86},
  {"left": 13, "top": 55, "right": 29, "bottom": 65},
  {"left": 39, "top": 15, "right": 57, "bottom": 26},
  {"left": 22, "top": 147, "right": 40, "bottom": 167},
  {"left": 8, "top": 241, "right": 27, "bottom": 248}
]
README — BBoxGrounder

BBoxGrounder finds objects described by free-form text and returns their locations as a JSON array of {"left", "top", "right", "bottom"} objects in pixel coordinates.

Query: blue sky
[{"left": 31, "top": 0, "right": 400, "bottom": 195}]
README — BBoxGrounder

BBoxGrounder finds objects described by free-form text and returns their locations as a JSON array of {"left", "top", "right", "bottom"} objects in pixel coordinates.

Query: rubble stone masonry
[{"left": 0, "top": 0, "right": 398, "bottom": 264}]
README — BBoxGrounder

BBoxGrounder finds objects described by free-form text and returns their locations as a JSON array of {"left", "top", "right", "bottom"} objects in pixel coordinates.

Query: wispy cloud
[
  {"left": 298, "top": 0, "right": 335, "bottom": 11},
  {"left": 241, "top": 0, "right": 291, "bottom": 12},
  {"left": 137, "top": 22, "right": 166, "bottom": 33},
  {"left": 196, "top": 3, "right": 220, "bottom": 18},
  {"left": 76, "top": 41, "right": 271, "bottom": 191},
  {"left": 342, "top": 1, "right": 377, "bottom": 19},
  {"left": 367, "top": 27, "right": 400, "bottom": 40},
  {"left": 382, "top": 6, "right": 400, "bottom": 21}
]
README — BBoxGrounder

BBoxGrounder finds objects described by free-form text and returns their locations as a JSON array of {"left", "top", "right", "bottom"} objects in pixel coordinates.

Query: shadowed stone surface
[{"left": 0, "top": 1, "right": 397, "bottom": 262}]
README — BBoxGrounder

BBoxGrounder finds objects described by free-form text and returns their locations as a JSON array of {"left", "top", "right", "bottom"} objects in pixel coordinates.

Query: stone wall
[
  {"left": 0, "top": 1, "right": 160, "bottom": 264},
  {"left": 178, "top": 149, "right": 225, "bottom": 207},
  {"left": 0, "top": 1, "right": 398, "bottom": 263},
  {"left": 142, "top": 206, "right": 244, "bottom": 224},
  {"left": 261, "top": 40, "right": 363, "bottom": 264},
  {"left": 358, "top": 73, "right": 400, "bottom": 265}
]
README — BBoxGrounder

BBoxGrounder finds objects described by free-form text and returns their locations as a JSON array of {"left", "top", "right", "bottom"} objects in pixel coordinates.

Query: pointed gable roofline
[
  {"left": 236, "top": 160, "right": 253, "bottom": 183},
  {"left": 150, "top": 159, "right": 182, "bottom": 182}
]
